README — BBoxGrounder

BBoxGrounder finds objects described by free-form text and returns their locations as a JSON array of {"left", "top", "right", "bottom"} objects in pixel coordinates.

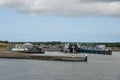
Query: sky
[{"left": 0, "top": 0, "right": 120, "bottom": 42}]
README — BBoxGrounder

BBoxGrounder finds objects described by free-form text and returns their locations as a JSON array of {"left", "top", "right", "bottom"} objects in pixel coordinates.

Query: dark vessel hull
[
  {"left": 79, "top": 48, "right": 112, "bottom": 55},
  {"left": 64, "top": 44, "right": 112, "bottom": 55}
]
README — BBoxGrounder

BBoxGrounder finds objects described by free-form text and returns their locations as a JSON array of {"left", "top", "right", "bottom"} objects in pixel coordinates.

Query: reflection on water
[{"left": 0, "top": 52, "right": 120, "bottom": 80}]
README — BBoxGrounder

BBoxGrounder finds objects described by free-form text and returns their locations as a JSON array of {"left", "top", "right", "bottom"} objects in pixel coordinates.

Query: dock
[
  {"left": 30, "top": 55, "right": 87, "bottom": 62},
  {"left": 0, "top": 51, "right": 87, "bottom": 62}
]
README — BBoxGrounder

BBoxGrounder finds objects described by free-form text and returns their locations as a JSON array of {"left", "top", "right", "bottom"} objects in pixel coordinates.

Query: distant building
[
  {"left": 96, "top": 45, "right": 106, "bottom": 48},
  {"left": 11, "top": 43, "right": 33, "bottom": 51}
]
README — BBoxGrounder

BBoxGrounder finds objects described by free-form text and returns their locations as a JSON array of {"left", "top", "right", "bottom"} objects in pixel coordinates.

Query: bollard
[{"left": 85, "top": 54, "right": 88, "bottom": 61}]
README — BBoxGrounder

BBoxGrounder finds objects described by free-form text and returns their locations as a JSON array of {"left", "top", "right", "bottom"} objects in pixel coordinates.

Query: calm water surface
[{"left": 0, "top": 52, "right": 120, "bottom": 80}]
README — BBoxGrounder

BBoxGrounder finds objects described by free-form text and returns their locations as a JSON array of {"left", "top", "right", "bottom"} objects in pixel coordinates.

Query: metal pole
[{"left": 72, "top": 46, "right": 75, "bottom": 58}]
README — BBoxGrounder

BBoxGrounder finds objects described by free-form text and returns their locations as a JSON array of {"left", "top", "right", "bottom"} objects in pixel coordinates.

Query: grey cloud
[
  {"left": 0, "top": 0, "right": 120, "bottom": 17},
  {"left": 80, "top": 0, "right": 120, "bottom": 3}
]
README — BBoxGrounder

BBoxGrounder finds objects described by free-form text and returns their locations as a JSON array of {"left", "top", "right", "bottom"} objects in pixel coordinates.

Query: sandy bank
[{"left": 0, "top": 51, "right": 31, "bottom": 59}]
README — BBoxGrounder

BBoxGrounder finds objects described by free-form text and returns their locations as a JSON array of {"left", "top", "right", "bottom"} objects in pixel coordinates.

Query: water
[{"left": 0, "top": 52, "right": 120, "bottom": 80}]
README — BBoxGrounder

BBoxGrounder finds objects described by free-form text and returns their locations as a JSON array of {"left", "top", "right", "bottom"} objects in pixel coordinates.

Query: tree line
[
  {"left": 0, "top": 40, "right": 9, "bottom": 43},
  {"left": 1, "top": 40, "right": 120, "bottom": 47}
]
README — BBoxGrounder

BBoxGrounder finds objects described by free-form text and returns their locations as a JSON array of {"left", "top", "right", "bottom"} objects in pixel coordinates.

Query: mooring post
[{"left": 85, "top": 54, "right": 88, "bottom": 61}]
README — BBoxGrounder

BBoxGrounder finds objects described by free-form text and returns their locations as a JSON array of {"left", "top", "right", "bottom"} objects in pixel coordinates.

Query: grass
[{"left": 0, "top": 43, "right": 9, "bottom": 51}]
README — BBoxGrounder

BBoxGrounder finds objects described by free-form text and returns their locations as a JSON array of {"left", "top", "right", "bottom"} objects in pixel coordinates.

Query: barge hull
[{"left": 79, "top": 48, "right": 112, "bottom": 55}]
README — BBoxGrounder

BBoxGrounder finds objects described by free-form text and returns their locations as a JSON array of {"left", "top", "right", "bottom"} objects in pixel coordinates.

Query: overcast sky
[{"left": 0, "top": 0, "right": 120, "bottom": 42}]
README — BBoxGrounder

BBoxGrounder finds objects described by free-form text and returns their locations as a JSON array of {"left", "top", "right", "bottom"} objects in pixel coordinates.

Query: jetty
[
  {"left": 30, "top": 55, "right": 87, "bottom": 62},
  {"left": 0, "top": 51, "right": 87, "bottom": 62}
]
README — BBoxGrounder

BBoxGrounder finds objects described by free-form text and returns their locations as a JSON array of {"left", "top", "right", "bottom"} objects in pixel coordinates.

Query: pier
[
  {"left": 30, "top": 55, "right": 87, "bottom": 62},
  {"left": 0, "top": 51, "right": 87, "bottom": 62}
]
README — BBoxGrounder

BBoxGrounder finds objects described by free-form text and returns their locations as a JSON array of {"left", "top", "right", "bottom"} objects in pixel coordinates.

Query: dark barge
[
  {"left": 63, "top": 43, "right": 112, "bottom": 55},
  {"left": 79, "top": 48, "right": 112, "bottom": 55}
]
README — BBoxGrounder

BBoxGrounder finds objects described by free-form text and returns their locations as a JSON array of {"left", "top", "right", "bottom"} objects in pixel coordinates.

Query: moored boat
[
  {"left": 20, "top": 46, "right": 45, "bottom": 54},
  {"left": 63, "top": 43, "right": 112, "bottom": 55}
]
